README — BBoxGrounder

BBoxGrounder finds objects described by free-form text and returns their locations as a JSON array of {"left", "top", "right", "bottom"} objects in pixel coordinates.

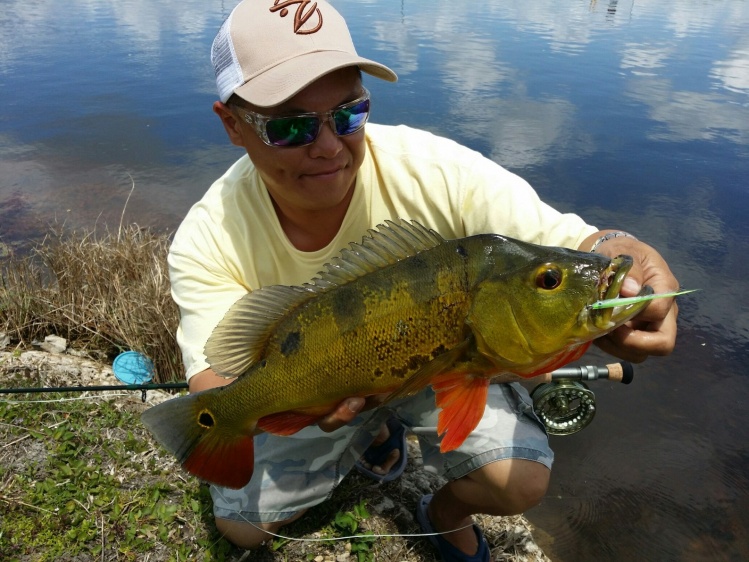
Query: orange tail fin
[
  {"left": 431, "top": 371, "right": 490, "bottom": 453},
  {"left": 141, "top": 394, "right": 255, "bottom": 489}
]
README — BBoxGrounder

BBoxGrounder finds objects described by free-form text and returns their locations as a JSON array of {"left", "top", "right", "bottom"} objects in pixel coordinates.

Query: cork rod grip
[{"left": 530, "top": 361, "right": 634, "bottom": 384}]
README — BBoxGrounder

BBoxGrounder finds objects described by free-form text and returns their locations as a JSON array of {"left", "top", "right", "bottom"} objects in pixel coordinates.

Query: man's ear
[{"left": 213, "top": 101, "right": 245, "bottom": 147}]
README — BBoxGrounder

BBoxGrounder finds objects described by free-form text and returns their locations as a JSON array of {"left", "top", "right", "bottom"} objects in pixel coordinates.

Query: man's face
[{"left": 224, "top": 68, "right": 367, "bottom": 216}]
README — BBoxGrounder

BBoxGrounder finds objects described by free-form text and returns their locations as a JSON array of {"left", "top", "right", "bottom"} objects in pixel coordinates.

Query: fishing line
[
  {"left": 250, "top": 520, "right": 475, "bottom": 542},
  {"left": 214, "top": 486, "right": 474, "bottom": 542},
  {"left": 212, "top": 486, "right": 474, "bottom": 544}
]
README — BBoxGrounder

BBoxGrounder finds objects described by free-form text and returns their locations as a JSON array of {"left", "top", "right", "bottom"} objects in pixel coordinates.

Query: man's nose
[{"left": 309, "top": 116, "right": 343, "bottom": 156}]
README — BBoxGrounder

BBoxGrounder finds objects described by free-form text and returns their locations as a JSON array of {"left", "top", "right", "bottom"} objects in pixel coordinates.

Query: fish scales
[
  {"left": 220, "top": 237, "right": 478, "bottom": 420},
  {"left": 142, "top": 219, "right": 652, "bottom": 488}
]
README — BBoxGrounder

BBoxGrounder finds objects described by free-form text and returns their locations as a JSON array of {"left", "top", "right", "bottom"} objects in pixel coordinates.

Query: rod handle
[
  {"left": 535, "top": 361, "right": 634, "bottom": 384},
  {"left": 606, "top": 361, "right": 634, "bottom": 384}
]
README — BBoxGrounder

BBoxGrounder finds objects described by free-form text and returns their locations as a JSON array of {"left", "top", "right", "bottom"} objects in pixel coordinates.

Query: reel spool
[
  {"left": 530, "top": 362, "right": 633, "bottom": 435},
  {"left": 531, "top": 380, "right": 596, "bottom": 435}
]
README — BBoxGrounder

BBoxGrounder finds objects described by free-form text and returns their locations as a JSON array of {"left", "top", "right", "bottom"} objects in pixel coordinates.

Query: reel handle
[{"left": 537, "top": 361, "right": 634, "bottom": 384}]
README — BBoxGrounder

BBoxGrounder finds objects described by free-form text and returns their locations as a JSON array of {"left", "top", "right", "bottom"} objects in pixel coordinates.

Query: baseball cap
[{"left": 212, "top": 0, "right": 398, "bottom": 107}]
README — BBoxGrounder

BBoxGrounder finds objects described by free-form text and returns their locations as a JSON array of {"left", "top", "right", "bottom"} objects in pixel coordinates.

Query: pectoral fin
[{"left": 430, "top": 353, "right": 496, "bottom": 452}]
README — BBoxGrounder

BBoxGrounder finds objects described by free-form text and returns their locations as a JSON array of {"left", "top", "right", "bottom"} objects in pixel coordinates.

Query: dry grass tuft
[{"left": 0, "top": 224, "right": 182, "bottom": 383}]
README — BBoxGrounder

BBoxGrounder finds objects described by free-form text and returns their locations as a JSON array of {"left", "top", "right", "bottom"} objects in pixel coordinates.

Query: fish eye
[
  {"left": 198, "top": 410, "right": 215, "bottom": 428},
  {"left": 535, "top": 266, "right": 563, "bottom": 290}
]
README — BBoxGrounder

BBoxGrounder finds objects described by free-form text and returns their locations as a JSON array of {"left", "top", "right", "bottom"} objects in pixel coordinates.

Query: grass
[
  {"left": 0, "top": 376, "right": 432, "bottom": 562},
  {"left": 0, "top": 358, "right": 429, "bottom": 562},
  {"left": 0, "top": 384, "right": 233, "bottom": 561}
]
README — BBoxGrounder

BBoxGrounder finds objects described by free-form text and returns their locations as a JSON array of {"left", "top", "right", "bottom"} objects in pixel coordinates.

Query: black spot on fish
[
  {"left": 198, "top": 410, "right": 215, "bottom": 428},
  {"left": 456, "top": 245, "right": 468, "bottom": 258},
  {"left": 331, "top": 285, "right": 366, "bottom": 333},
  {"left": 408, "top": 354, "right": 429, "bottom": 370},
  {"left": 431, "top": 344, "right": 447, "bottom": 358},
  {"left": 390, "top": 365, "right": 408, "bottom": 379},
  {"left": 373, "top": 367, "right": 384, "bottom": 378},
  {"left": 280, "top": 331, "right": 301, "bottom": 356},
  {"left": 409, "top": 255, "right": 429, "bottom": 270}
]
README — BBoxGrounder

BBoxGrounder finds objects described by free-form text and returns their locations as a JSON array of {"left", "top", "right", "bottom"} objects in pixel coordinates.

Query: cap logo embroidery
[{"left": 269, "top": 1, "right": 323, "bottom": 35}]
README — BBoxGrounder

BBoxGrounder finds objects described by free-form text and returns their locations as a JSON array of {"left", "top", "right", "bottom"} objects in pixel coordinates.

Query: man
[{"left": 168, "top": 1, "right": 679, "bottom": 560}]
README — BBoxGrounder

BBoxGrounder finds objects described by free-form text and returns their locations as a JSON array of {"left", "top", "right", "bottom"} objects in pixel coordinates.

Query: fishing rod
[
  {"left": 0, "top": 381, "right": 188, "bottom": 402},
  {"left": 0, "top": 361, "right": 633, "bottom": 434}
]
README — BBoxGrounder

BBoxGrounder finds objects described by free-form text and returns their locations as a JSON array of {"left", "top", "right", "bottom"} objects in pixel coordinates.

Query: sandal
[
  {"left": 416, "top": 494, "right": 490, "bottom": 562},
  {"left": 355, "top": 416, "right": 408, "bottom": 482}
]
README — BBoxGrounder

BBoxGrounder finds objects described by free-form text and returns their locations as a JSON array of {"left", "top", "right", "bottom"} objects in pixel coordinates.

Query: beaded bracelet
[{"left": 590, "top": 231, "right": 638, "bottom": 253}]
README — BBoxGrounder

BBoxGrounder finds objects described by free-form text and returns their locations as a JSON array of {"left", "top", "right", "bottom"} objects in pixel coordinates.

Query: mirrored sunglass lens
[
  {"left": 333, "top": 99, "right": 370, "bottom": 136},
  {"left": 265, "top": 116, "right": 319, "bottom": 146}
]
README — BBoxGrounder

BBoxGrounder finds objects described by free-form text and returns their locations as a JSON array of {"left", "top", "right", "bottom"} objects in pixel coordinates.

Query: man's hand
[
  {"left": 580, "top": 231, "right": 680, "bottom": 363},
  {"left": 317, "top": 394, "right": 390, "bottom": 432}
]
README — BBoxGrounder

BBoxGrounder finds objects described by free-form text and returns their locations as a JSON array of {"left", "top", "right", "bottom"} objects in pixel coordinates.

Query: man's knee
[
  {"left": 508, "top": 461, "right": 550, "bottom": 512},
  {"left": 215, "top": 510, "right": 305, "bottom": 550},
  {"left": 473, "top": 458, "right": 551, "bottom": 514},
  {"left": 215, "top": 517, "right": 271, "bottom": 549}
]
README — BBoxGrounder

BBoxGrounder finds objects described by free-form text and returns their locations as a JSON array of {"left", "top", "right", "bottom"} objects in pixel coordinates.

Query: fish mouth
[{"left": 590, "top": 255, "right": 653, "bottom": 329}]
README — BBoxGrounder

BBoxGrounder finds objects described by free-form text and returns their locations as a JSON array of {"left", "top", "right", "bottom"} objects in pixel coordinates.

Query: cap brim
[{"left": 233, "top": 51, "right": 397, "bottom": 107}]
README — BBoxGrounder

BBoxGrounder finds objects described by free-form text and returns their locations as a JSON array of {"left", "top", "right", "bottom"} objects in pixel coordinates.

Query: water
[{"left": 2, "top": 0, "right": 748, "bottom": 559}]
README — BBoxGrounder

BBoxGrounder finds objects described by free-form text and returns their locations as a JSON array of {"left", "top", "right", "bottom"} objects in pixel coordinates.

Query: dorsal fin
[
  {"left": 313, "top": 219, "right": 444, "bottom": 287},
  {"left": 204, "top": 219, "right": 445, "bottom": 377}
]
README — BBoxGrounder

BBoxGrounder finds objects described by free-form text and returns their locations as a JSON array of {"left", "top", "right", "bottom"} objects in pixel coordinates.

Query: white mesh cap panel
[{"left": 211, "top": 12, "right": 244, "bottom": 103}]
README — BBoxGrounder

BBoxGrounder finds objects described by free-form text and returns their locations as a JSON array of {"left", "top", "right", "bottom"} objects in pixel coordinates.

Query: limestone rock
[{"left": 40, "top": 335, "right": 67, "bottom": 354}]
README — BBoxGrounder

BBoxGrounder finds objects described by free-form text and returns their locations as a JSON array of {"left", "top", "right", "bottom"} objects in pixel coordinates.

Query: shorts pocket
[{"left": 501, "top": 383, "right": 549, "bottom": 435}]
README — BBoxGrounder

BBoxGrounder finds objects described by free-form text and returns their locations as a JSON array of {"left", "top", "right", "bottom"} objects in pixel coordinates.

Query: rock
[
  {"left": 40, "top": 335, "right": 67, "bottom": 354},
  {"left": 0, "top": 332, "right": 9, "bottom": 351},
  {"left": 370, "top": 496, "right": 395, "bottom": 514}
]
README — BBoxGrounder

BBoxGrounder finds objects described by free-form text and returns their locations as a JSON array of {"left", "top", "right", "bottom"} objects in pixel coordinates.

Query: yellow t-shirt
[{"left": 169, "top": 123, "right": 597, "bottom": 380}]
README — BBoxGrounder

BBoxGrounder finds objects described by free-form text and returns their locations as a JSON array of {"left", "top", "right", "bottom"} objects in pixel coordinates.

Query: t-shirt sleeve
[{"left": 168, "top": 208, "right": 250, "bottom": 381}]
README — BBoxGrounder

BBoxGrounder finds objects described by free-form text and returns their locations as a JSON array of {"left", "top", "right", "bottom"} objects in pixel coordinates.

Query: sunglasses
[{"left": 233, "top": 88, "right": 371, "bottom": 148}]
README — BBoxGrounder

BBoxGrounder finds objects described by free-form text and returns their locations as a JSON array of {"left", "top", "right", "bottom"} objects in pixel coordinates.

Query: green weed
[{"left": 0, "top": 396, "right": 233, "bottom": 561}]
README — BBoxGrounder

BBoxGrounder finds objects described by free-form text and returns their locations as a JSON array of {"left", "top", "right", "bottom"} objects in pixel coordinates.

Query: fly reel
[
  {"left": 531, "top": 380, "right": 596, "bottom": 435},
  {"left": 530, "top": 362, "right": 633, "bottom": 435}
]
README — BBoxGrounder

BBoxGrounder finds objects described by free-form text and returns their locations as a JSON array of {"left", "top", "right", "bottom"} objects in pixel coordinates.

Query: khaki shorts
[{"left": 211, "top": 382, "right": 553, "bottom": 523}]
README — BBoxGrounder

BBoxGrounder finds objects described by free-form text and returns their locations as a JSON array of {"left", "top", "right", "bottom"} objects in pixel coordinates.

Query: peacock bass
[{"left": 142, "top": 219, "right": 653, "bottom": 488}]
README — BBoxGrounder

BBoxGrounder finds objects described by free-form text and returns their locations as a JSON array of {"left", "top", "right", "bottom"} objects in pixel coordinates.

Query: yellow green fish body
[{"left": 142, "top": 220, "right": 649, "bottom": 488}]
